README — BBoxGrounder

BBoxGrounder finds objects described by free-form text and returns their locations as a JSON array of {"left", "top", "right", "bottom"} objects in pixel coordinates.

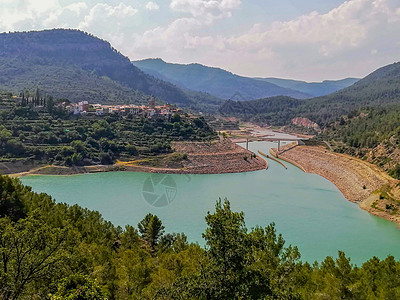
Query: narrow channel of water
[{"left": 21, "top": 141, "right": 400, "bottom": 265}]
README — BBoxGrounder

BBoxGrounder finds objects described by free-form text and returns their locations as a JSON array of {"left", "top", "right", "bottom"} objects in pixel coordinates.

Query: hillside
[
  {"left": 219, "top": 96, "right": 301, "bottom": 125},
  {"left": 220, "top": 61, "right": 400, "bottom": 127},
  {"left": 0, "top": 57, "right": 149, "bottom": 104},
  {"left": 317, "top": 105, "right": 400, "bottom": 177},
  {"left": 257, "top": 77, "right": 359, "bottom": 97},
  {"left": 0, "top": 30, "right": 223, "bottom": 112},
  {"left": 0, "top": 92, "right": 218, "bottom": 174},
  {"left": 132, "top": 58, "right": 311, "bottom": 100}
]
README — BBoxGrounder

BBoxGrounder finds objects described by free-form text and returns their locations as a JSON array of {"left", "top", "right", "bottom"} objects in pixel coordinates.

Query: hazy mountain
[
  {"left": 132, "top": 58, "right": 311, "bottom": 100},
  {"left": 0, "top": 29, "right": 223, "bottom": 112},
  {"left": 255, "top": 77, "right": 360, "bottom": 97},
  {"left": 220, "top": 61, "right": 400, "bottom": 126}
]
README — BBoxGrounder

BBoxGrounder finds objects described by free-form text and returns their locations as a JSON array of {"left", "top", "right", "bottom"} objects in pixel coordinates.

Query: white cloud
[
  {"left": 146, "top": 1, "right": 160, "bottom": 11},
  {"left": 76, "top": 3, "right": 138, "bottom": 49},
  {"left": 79, "top": 3, "right": 138, "bottom": 29},
  {"left": 170, "top": 0, "right": 241, "bottom": 23},
  {"left": 131, "top": 0, "right": 400, "bottom": 80},
  {"left": 0, "top": 0, "right": 399, "bottom": 80},
  {"left": 65, "top": 2, "right": 88, "bottom": 15}
]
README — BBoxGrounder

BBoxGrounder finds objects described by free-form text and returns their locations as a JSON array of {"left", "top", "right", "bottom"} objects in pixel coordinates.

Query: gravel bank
[{"left": 277, "top": 145, "right": 400, "bottom": 224}]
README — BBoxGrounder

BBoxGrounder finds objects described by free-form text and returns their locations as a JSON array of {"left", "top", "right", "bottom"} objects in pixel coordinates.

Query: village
[
  {"left": 11, "top": 93, "right": 183, "bottom": 118},
  {"left": 63, "top": 97, "right": 181, "bottom": 118}
]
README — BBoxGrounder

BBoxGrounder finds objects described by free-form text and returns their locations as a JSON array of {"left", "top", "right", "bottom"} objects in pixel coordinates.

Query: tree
[
  {"left": 0, "top": 217, "right": 71, "bottom": 299},
  {"left": 51, "top": 274, "right": 106, "bottom": 300},
  {"left": 201, "top": 198, "right": 248, "bottom": 299},
  {"left": 175, "top": 199, "right": 302, "bottom": 300},
  {"left": 46, "top": 96, "right": 55, "bottom": 113},
  {"left": 0, "top": 176, "right": 26, "bottom": 221},
  {"left": 138, "top": 214, "right": 165, "bottom": 253}
]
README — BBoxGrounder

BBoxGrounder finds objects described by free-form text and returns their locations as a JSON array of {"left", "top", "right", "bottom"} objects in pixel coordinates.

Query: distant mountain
[
  {"left": 132, "top": 59, "right": 311, "bottom": 100},
  {"left": 255, "top": 77, "right": 359, "bottom": 97},
  {"left": 0, "top": 29, "right": 223, "bottom": 112},
  {"left": 220, "top": 62, "right": 400, "bottom": 126}
]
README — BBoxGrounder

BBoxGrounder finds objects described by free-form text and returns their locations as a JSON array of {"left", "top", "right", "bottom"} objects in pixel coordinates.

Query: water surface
[{"left": 21, "top": 141, "right": 400, "bottom": 265}]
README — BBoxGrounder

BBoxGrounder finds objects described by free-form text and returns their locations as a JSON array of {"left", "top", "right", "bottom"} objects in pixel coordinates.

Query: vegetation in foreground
[
  {"left": 1, "top": 174, "right": 400, "bottom": 299},
  {"left": 0, "top": 93, "right": 216, "bottom": 169}
]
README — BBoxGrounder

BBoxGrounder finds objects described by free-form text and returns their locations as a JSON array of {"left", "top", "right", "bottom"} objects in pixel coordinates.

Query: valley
[{"left": 2, "top": 27, "right": 400, "bottom": 299}]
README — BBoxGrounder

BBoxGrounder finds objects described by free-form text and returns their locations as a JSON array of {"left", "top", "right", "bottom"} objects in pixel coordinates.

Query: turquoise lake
[{"left": 21, "top": 141, "right": 400, "bottom": 265}]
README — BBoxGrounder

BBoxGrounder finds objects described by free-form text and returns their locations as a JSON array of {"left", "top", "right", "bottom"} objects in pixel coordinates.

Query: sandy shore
[
  {"left": 274, "top": 144, "right": 400, "bottom": 224},
  {"left": 8, "top": 139, "right": 267, "bottom": 177}
]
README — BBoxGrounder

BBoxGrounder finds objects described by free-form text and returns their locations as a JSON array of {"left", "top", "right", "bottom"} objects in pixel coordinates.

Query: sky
[{"left": 0, "top": 0, "right": 399, "bottom": 81}]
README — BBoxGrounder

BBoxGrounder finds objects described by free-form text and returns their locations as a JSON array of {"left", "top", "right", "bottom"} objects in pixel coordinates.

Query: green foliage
[
  {"left": 1, "top": 175, "right": 400, "bottom": 299},
  {"left": 219, "top": 96, "right": 301, "bottom": 126},
  {"left": 389, "top": 165, "right": 400, "bottom": 179},
  {"left": 0, "top": 175, "right": 26, "bottom": 221},
  {"left": 0, "top": 94, "right": 217, "bottom": 167},
  {"left": 0, "top": 216, "right": 72, "bottom": 300},
  {"left": 138, "top": 213, "right": 165, "bottom": 253},
  {"left": 317, "top": 106, "right": 400, "bottom": 176},
  {"left": 51, "top": 274, "right": 106, "bottom": 300}
]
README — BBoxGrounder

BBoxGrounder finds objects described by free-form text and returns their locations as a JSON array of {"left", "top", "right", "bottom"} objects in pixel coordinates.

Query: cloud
[
  {"left": 65, "top": 2, "right": 88, "bottom": 15},
  {"left": 79, "top": 3, "right": 138, "bottom": 29},
  {"left": 218, "top": 0, "right": 400, "bottom": 78},
  {"left": 0, "top": 0, "right": 399, "bottom": 80},
  {"left": 146, "top": 1, "right": 160, "bottom": 11},
  {"left": 170, "top": 0, "right": 241, "bottom": 23},
  {"left": 131, "top": 0, "right": 400, "bottom": 80},
  {"left": 76, "top": 3, "right": 138, "bottom": 48}
]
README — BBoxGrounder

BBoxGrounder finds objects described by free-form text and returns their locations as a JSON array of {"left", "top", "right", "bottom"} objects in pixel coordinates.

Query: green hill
[
  {"left": 256, "top": 77, "right": 359, "bottom": 97},
  {"left": 0, "top": 29, "right": 223, "bottom": 112},
  {"left": 220, "top": 61, "right": 400, "bottom": 126},
  {"left": 133, "top": 58, "right": 311, "bottom": 100}
]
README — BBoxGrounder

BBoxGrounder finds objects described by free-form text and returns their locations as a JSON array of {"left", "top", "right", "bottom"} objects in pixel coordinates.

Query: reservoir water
[{"left": 21, "top": 141, "right": 400, "bottom": 265}]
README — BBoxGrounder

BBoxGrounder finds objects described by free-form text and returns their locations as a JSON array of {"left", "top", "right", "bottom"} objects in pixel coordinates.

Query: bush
[{"left": 100, "top": 152, "right": 113, "bottom": 165}]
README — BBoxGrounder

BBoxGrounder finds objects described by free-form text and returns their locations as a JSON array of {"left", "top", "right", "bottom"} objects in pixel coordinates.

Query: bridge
[{"left": 235, "top": 135, "right": 307, "bottom": 151}]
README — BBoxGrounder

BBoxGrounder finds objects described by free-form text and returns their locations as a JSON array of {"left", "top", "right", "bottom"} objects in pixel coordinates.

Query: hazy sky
[{"left": 0, "top": 0, "right": 399, "bottom": 81}]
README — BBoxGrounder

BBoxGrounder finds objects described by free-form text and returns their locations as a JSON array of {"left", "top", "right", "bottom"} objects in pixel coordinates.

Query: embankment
[
  {"left": 276, "top": 145, "right": 400, "bottom": 224},
  {"left": 269, "top": 146, "right": 305, "bottom": 172},
  {"left": 8, "top": 139, "right": 266, "bottom": 177}
]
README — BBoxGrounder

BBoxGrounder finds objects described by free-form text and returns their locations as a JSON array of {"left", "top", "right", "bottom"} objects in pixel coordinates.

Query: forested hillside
[
  {"left": 257, "top": 77, "right": 359, "bottom": 97},
  {"left": 133, "top": 58, "right": 311, "bottom": 100},
  {"left": 317, "top": 106, "right": 400, "bottom": 178},
  {"left": 0, "top": 30, "right": 223, "bottom": 112},
  {"left": 1, "top": 177, "right": 400, "bottom": 299},
  {"left": 220, "top": 62, "right": 400, "bottom": 127},
  {"left": 219, "top": 96, "right": 301, "bottom": 125}
]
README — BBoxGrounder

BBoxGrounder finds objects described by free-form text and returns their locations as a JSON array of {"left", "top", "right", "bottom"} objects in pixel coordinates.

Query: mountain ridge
[
  {"left": 133, "top": 58, "right": 312, "bottom": 100},
  {"left": 219, "top": 61, "right": 400, "bottom": 127},
  {"left": 0, "top": 29, "right": 223, "bottom": 112},
  {"left": 256, "top": 77, "right": 360, "bottom": 97}
]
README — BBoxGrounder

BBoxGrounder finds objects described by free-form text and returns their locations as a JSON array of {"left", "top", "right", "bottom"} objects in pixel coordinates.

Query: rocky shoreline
[
  {"left": 274, "top": 144, "right": 400, "bottom": 224},
  {"left": 8, "top": 139, "right": 267, "bottom": 177}
]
